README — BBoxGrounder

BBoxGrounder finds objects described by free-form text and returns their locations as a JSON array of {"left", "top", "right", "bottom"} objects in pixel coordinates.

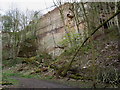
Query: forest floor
[
  {"left": 2, "top": 27, "right": 120, "bottom": 88},
  {"left": 2, "top": 67, "right": 112, "bottom": 89}
]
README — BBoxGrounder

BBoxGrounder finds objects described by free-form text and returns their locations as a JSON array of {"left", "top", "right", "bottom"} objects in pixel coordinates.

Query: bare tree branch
[{"left": 62, "top": 9, "right": 120, "bottom": 76}]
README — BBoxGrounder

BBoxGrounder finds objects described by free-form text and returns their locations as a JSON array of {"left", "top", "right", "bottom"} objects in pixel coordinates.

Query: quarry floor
[{"left": 6, "top": 77, "right": 73, "bottom": 88}]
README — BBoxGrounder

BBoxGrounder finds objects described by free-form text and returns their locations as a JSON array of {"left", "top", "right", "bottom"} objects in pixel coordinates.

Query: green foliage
[
  {"left": 23, "top": 56, "right": 37, "bottom": 64},
  {"left": 2, "top": 71, "right": 20, "bottom": 85},
  {"left": 61, "top": 39, "right": 93, "bottom": 56},
  {"left": 2, "top": 70, "right": 40, "bottom": 85},
  {"left": 107, "top": 26, "right": 119, "bottom": 39},
  {"left": 97, "top": 66, "right": 120, "bottom": 86},
  {"left": 37, "top": 52, "right": 52, "bottom": 59},
  {"left": 21, "top": 52, "right": 52, "bottom": 67},
  {"left": 2, "top": 57, "right": 24, "bottom": 68},
  {"left": 18, "top": 37, "right": 38, "bottom": 57},
  {"left": 81, "top": 43, "right": 92, "bottom": 53},
  {"left": 3, "top": 71, "right": 21, "bottom": 77},
  {"left": 59, "top": 32, "right": 81, "bottom": 47},
  {"left": 58, "top": 32, "right": 83, "bottom": 56},
  {"left": 21, "top": 74, "right": 40, "bottom": 78},
  {"left": 37, "top": 53, "right": 52, "bottom": 66},
  {"left": 62, "top": 46, "right": 77, "bottom": 56},
  {"left": 2, "top": 15, "right": 13, "bottom": 31}
]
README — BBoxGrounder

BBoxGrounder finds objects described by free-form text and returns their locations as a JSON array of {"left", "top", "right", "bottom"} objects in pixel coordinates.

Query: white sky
[
  {"left": 0, "top": 0, "right": 57, "bottom": 15},
  {"left": 0, "top": 0, "right": 119, "bottom": 15}
]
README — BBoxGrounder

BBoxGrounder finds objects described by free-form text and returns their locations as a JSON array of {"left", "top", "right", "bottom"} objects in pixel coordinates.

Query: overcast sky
[
  {"left": 0, "top": 0, "right": 59, "bottom": 15},
  {"left": 0, "top": 0, "right": 119, "bottom": 15}
]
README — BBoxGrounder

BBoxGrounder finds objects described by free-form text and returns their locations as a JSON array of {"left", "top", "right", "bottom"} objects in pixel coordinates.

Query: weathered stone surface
[{"left": 36, "top": 3, "right": 84, "bottom": 57}]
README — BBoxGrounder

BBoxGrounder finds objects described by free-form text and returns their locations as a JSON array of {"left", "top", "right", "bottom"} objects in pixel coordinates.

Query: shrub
[{"left": 97, "top": 66, "right": 120, "bottom": 86}]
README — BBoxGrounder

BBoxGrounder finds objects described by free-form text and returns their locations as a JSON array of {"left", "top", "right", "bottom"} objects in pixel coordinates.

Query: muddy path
[{"left": 6, "top": 77, "right": 74, "bottom": 88}]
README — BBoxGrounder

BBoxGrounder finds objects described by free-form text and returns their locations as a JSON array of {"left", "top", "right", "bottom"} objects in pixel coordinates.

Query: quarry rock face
[{"left": 36, "top": 3, "right": 84, "bottom": 57}]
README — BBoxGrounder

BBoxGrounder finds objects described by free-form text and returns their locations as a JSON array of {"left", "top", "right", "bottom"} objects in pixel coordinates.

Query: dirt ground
[{"left": 3, "top": 77, "right": 73, "bottom": 88}]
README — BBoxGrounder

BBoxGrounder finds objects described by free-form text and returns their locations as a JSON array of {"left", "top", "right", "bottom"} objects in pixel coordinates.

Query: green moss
[
  {"left": 1, "top": 82, "right": 13, "bottom": 85},
  {"left": 69, "top": 75, "right": 83, "bottom": 80}
]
